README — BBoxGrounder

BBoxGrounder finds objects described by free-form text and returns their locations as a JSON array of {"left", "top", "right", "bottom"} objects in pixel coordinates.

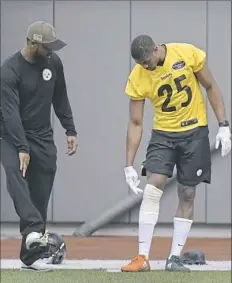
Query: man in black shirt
[{"left": 1, "top": 21, "right": 77, "bottom": 271}]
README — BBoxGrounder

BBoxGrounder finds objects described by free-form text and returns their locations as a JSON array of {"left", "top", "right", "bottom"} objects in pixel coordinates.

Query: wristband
[{"left": 219, "top": 120, "right": 229, "bottom": 127}]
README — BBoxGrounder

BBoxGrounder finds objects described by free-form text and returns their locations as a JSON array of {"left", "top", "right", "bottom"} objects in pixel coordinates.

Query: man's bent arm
[
  {"left": 1, "top": 67, "right": 29, "bottom": 153},
  {"left": 126, "top": 99, "right": 145, "bottom": 166},
  {"left": 53, "top": 57, "right": 77, "bottom": 137},
  {"left": 196, "top": 64, "right": 228, "bottom": 122}
]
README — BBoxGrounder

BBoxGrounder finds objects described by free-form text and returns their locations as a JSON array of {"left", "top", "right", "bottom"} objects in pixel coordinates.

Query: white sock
[
  {"left": 169, "top": 217, "right": 193, "bottom": 258},
  {"left": 139, "top": 214, "right": 159, "bottom": 259},
  {"left": 138, "top": 185, "right": 163, "bottom": 259}
]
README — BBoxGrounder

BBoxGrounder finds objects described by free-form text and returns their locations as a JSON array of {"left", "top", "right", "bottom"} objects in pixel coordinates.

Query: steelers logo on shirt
[{"left": 42, "top": 68, "right": 52, "bottom": 81}]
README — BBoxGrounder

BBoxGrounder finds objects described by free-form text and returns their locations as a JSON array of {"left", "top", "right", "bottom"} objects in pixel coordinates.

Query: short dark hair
[{"left": 130, "top": 35, "right": 155, "bottom": 62}]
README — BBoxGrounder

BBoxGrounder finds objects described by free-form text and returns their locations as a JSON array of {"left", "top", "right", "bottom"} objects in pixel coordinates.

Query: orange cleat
[{"left": 121, "top": 255, "right": 151, "bottom": 272}]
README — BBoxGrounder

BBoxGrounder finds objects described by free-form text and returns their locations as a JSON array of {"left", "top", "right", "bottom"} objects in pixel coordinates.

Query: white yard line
[{"left": 0, "top": 259, "right": 231, "bottom": 271}]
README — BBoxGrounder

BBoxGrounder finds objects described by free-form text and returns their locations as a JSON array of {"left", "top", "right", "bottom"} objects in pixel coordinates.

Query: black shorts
[{"left": 143, "top": 126, "right": 211, "bottom": 186}]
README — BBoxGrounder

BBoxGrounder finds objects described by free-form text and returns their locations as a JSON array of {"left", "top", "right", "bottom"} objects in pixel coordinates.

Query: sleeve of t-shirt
[
  {"left": 1, "top": 66, "right": 29, "bottom": 153},
  {"left": 190, "top": 44, "right": 206, "bottom": 73},
  {"left": 125, "top": 76, "right": 146, "bottom": 100}
]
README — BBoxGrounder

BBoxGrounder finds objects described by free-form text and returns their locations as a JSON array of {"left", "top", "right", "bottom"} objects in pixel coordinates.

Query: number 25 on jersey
[{"left": 158, "top": 74, "right": 192, "bottom": 112}]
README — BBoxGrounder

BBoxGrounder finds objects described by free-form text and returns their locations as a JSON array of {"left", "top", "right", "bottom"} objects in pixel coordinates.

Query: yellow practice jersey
[{"left": 125, "top": 43, "right": 208, "bottom": 132}]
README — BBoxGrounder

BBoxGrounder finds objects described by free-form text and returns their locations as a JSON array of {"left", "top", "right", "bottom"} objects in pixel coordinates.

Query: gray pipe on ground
[
  {"left": 73, "top": 146, "right": 217, "bottom": 237},
  {"left": 73, "top": 172, "right": 177, "bottom": 237}
]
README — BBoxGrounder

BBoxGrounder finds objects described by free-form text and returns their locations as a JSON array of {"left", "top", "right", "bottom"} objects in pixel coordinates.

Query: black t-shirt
[{"left": 1, "top": 51, "right": 76, "bottom": 153}]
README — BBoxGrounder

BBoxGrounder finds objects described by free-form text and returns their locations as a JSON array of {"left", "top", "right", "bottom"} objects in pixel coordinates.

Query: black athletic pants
[{"left": 1, "top": 136, "right": 57, "bottom": 265}]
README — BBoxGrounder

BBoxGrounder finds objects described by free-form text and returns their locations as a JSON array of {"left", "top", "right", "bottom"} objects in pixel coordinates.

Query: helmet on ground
[
  {"left": 43, "top": 232, "right": 67, "bottom": 264},
  {"left": 180, "top": 250, "right": 206, "bottom": 265}
]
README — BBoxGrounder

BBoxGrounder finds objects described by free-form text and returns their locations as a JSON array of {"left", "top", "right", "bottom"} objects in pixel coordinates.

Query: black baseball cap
[{"left": 26, "top": 21, "right": 67, "bottom": 51}]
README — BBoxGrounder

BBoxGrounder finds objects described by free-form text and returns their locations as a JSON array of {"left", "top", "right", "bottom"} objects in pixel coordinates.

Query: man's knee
[
  {"left": 139, "top": 184, "right": 163, "bottom": 224},
  {"left": 147, "top": 172, "right": 167, "bottom": 190},
  {"left": 143, "top": 184, "right": 163, "bottom": 204},
  {"left": 4, "top": 167, "right": 26, "bottom": 192},
  {"left": 178, "top": 184, "right": 196, "bottom": 203},
  {"left": 1, "top": 139, "right": 20, "bottom": 167}
]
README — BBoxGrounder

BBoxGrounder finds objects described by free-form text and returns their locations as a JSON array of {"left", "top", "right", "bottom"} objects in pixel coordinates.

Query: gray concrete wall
[{"left": 1, "top": 1, "right": 231, "bottom": 225}]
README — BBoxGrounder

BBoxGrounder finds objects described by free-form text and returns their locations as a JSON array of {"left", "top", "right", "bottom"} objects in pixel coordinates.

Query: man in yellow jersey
[{"left": 121, "top": 35, "right": 231, "bottom": 272}]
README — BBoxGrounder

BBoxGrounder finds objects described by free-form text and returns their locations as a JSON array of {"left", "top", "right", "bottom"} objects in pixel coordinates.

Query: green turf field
[{"left": 1, "top": 270, "right": 231, "bottom": 283}]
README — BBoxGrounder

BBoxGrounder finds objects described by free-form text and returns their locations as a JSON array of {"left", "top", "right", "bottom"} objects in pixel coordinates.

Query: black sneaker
[{"left": 165, "top": 255, "right": 190, "bottom": 272}]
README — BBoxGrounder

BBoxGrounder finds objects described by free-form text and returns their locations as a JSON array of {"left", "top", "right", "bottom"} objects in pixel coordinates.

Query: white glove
[
  {"left": 124, "top": 166, "right": 143, "bottom": 194},
  {"left": 215, "top": 126, "right": 231, "bottom": 157}
]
